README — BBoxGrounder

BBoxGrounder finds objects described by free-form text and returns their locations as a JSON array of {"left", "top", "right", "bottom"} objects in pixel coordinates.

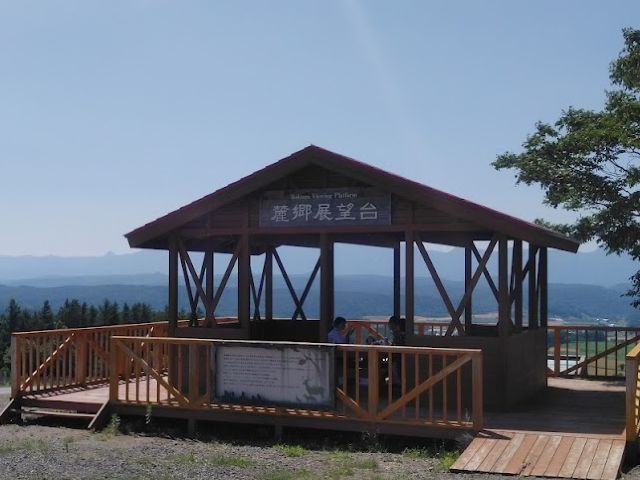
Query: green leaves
[{"left": 494, "top": 29, "right": 640, "bottom": 304}]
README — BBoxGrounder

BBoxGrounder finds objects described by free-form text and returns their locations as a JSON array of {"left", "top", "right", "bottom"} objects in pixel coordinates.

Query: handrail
[
  {"left": 10, "top": 321, "right": 188, "bottom": 398},
  {"left": 626, "top": 343, "right": 640, "bottom": 442},
  {"left": 110, "top": 335, "right": 483, "bottom": 432},
  {"left": 547, "top": 325, "right": 640, "bottom": 378}
]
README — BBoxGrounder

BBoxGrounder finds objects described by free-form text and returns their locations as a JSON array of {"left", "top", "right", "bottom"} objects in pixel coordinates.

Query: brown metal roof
[{"left": 125, "top": 145, "right": 579, "bottom": 252}]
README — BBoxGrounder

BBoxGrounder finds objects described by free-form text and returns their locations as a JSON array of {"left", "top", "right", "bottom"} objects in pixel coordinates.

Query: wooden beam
[
  {"left": 265, "top": 248, "right": 273, "bottom": 321},
  {"left": 320, "top": 233, "right": 334, "bottom": 342},
  {"left": 238, "top": 234, "right": 251, "bottom": 329},
  {"left": 393, "top": 243, "right": 401, "bottom": 318},
  {"left": 273, "top": 248, "right": 307, "bottom": 320},
  {"left": 539, "top": 247, "right": 548, "bottom": 328},
  {"left": 498, "top": 235, "right": 510, "bottom": 338},
  {"left": 415, "top": 236, "right": 461, "bottom": 335},
  {"left": 205, "top": 250, "right": 214, "bottom": 325},
  {"left": 168, "top": 236, "right": 179, "bottom": 337},
  {"left": 529, "top": 246, "right": 538, "bottom": 329},
  {"left": 464, "top": 245, "right": 472, "bottom": 332},
  {"left": 405, "top": 231, "right": 415, "bottom": 340},
  {"left": 513, "top": 240, "right": 523, "bottom": 333},
  {"left": 293, "top": 257, "right": 321, "bottom": 320}
]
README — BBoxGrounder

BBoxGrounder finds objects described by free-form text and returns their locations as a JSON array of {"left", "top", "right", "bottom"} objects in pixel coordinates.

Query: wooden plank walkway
[{"left": 451, "top": 378, "right": 627, "bottom": 479}]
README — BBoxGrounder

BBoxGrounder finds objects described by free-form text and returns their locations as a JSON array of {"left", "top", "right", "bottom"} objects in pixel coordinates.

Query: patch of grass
[
  {"left": 63, "top": 436, "right": 74, "bottom": 453},
  {"left": 0, "top": 439, "right": 49, "bottom": 455},
  {"left": 103, "top": 413, "right": 121, "bottom": 435},
  {"left": 401, "top": 447, "right": 430, "bottom": 458},
  {"left": 325, "top": 451, "right": 379, "bottom": 478},
  {"left": 275, "top": 443, "right": 307, "bottom": 457},
  {"left": 209, "top": 453, "right": 255, "bottom": 467},
  {"left": 438, "top": 450, "right": 460, "bottom": 470},
  {"left": 262, "top": 470, "right": 310, "bottom": 480},
  {"left": 172, "top": 452, "right": 197, "bottom": 464}
]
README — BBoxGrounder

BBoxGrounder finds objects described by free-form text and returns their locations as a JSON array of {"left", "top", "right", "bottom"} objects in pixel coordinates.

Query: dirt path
[{"left": 0, "top": 393, "right": 639, "bottom": 480}]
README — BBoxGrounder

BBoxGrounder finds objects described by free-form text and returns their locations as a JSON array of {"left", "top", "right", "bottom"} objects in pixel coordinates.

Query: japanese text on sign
[{"left": 259, "top": 188, "right": 391, "bottom": 227}]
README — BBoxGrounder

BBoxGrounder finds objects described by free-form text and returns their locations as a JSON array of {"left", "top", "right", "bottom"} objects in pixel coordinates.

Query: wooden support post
[
  {"left": 393, "top": 243, "right": 401, "bottom": 318},
  {"left": 109, "top": 339, "right": 120, "bottom": 402},
  {"left": 320, "top": 233, "right": 334, "bottom": 342},
  {"left": 168, "top": 236, "right": 179, "bottom": 337},
  {"left": 529, "top": 246, "right": 538, "bottom": 329},
  {"left": 187, "top": 417, "right": 197, "bottom": 437},
  {"left": 553, "top": 328, "right": 561, "bottom": 376},
  {"left": 10, "top": 336, "right": 18, "bottom": 398},
  {"left": 513, "top": 240, "right": 523, "bottom": 334},
  {"left": 238, "top": 234, "right": 251, "bottom": 331},
  {"left": 205, "top": 250, "right": 214, "bottom": 325},
  {"left": 498, "top": 235, "right": 510, "bottom": 338},
  {"left": 539, "top": 247, "right": 548, "bottom": 328},
  {"left": 464, "top": 245, "right": 473, "bottom": 334},
  {"left": 265, "top": 248, "right": 273, "bottom": 321},
  {"left": 472, "top": 353, "right": 483, "bottom": 431},
  {"left": 405, "top": 231, "right": 415, "bottom": 340}
]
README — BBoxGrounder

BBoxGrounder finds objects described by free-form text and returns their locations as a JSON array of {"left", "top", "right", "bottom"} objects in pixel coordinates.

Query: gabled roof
[{"left": 125, "top": 145, "right": 579, "bottom": 252}]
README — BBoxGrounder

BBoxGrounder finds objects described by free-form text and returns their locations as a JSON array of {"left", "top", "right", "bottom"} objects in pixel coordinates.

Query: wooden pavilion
[{"left": 125, "top": 145, "right": 579, "bottom": 410}]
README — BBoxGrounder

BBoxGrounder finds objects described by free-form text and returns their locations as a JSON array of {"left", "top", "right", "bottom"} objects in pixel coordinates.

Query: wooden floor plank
[
  {"left": 558, "top": 437, "right": 587, "bottom": 478},
  {"left": 477, "top": 435, "right": 512, "bottom": 472},
  {"left": 521, "top": 434, "right": 550, "bottom": 476},
  {"left": 450, "top": 437, "right": 485, "bottom": 471},
  {"left": 601, "top": 440, "right": 625, "bottom": 480},
  {"left": 504, "top": 434, "right": 539, "bottom": 475},
  {"left": 492, "top": 433, "right": 525, "bottom": 473},
  {"left": 530, "top": 435, "right": 563, "bottom": 477},
  {"left": 464, "top": 438, "right": 498, "bottom": 471},
  {"left": 572, "top": 438, "right": 599, "bottom": 479},
  {"left": 545, "top": 436, "right": 576, "bottom": 477},
  {"left": 586, "top": 440, "right": 612, "bottom": 480}
]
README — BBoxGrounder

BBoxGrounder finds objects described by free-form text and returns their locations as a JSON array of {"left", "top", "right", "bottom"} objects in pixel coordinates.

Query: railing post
[
  {"left": 354, "top": 324, "right": 362, "bottom": 345},
  {"left": 553, "top": 328, "right": 561, "bottom": 376},
  {"left": 109, "top": 338, "right": 120, "bottom": 403},
  {"left": 368, "top": 348, "right": 379, "bottom": 419},
  {"left": 626, "top": 355, "right": 638, "bottom": 442},
  {"left": 472, "top": 352, "right": 483, "bottom": 431},
  {"left": 10, "top": 335, "right": 19, "bottom": 399}
]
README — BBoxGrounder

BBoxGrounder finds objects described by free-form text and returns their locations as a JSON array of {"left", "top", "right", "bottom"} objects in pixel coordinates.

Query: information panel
[
  {"left": 259, "top": 188, "right": 391, "bottom": 227},
  {"left": 214, "top": 344, "right": 335, "bottom": 409}
]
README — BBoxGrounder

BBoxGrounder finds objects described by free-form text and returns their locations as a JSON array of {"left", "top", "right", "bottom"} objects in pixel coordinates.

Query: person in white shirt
[{"left": 327, "top": 317, "right": 351, "bottom": 343}]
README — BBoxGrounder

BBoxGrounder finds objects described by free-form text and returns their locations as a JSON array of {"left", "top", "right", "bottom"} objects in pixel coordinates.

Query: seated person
[
  {"left": 327, "top": 317, "right": 352, "bottom": 344},
  {"left": 388, "top": 315, "right": 406, "bottom": 346}
]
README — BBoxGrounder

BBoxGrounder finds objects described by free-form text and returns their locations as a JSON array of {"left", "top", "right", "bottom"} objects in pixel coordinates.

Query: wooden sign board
[
  {"left": 213, "top": 344, "right": 335, "bottom": 409},
  {"left": 259, "top": 188, "right": 391, "bottom": 227}
]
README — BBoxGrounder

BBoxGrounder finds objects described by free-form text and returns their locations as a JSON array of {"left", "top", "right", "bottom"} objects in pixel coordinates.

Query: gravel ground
[{"left": 1, "top": 393, "right": 640, "bottom": 480}]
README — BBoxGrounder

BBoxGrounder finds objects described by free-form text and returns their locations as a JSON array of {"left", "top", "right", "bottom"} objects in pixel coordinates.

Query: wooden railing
[
  {"left": 626, "top": 344, "right": 640, "bottom": 442},
  {"left": 547, "top": 325, "right": 640, "bottom": 378},
  {"left": 346, "top": 320, "right": 450, "bottom": 344},
  {"left": 10, "top": 321, "right": 180, "bottom": 398},
  {"left": 110, "top": 336, "right": 483, "bottom": 431}
]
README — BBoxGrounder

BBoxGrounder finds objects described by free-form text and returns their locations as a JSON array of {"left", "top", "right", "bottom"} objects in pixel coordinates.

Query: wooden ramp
[
  {"left": 451, "top": 431, "right": 625, "bottom": 479},
  {"left": 452, "top": 378, "right": 627, "bottom": 479}
]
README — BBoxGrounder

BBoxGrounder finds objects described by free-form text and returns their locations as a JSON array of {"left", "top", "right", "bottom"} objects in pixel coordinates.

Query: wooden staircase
[{"left": 0, "top": 396, "right": 110, "bottom": 430}]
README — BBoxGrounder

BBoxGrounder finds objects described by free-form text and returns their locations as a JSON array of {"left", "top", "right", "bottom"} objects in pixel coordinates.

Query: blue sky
[{"left": 1, "top": 1, "right": 638, "bottom": 256}]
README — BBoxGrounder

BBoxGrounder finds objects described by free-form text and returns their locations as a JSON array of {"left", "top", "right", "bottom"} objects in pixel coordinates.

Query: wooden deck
[{"left": 452, "top": 378, "right": 626, "bottom": 479}]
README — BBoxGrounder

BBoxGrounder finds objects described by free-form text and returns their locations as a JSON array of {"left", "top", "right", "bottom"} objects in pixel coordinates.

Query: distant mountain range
[
  {"left": 0, "top": 248, "right": 638, "bottom": 323},
  {"left": 0, "top": 247, "right": 636, "bottom": 287}
]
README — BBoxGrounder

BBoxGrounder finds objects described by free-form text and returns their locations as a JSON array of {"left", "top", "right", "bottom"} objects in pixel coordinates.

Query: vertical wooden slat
[
  {"left": 498, "top": 235, "right": 510, "bottom": 338},
  {"left": 415, "top": 354, "right": 420, "bottom": 420},
  {"left": 355, "top": 349, "right": 360, "bottom": 407},
  {"left": 443, "top": 355, "right": 448, "bottom": 422},
  {"left": 401, "top": 353, "right": 406, "bottom": 417},
  {"left": 429, "top": 353, "right": 433, "bottom": 423},
  {"left": 528, "top": 246, "right": 538, "bottom": 328},
  {"left": 238, "top": 234, "right": 251, "bottom": 333},
  {"left": 513, "top": 240, "right": 523, "bottom": 333},
  {"left": 189, "top": 345, "right": 198, "bottom": 407},
  {"left": 168, "top": 235, "right": 179, "bottom": 337},
  {"left": 626, "top": 353, "right": 638, "bottom": 441},
  {"left": 553, "top": 328, "right": 561, "bottom": 376},
  {"left": 539, "top": 247, "right": 548, "bottom": 328},
  {"left": 265, "top": 248, "right": 273, "bottom": 321},
  {"left": 109, "top": 339, "right": 120, "bottom": 402},
  {"left": 464, "top": 245, "right": 473, "bottom": 334},
  {"left": 368, "top": 348, "right": 379, "bottom": 418},
  {"left": 35, "top": 336, "right": 41, "bottom": 391}
]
